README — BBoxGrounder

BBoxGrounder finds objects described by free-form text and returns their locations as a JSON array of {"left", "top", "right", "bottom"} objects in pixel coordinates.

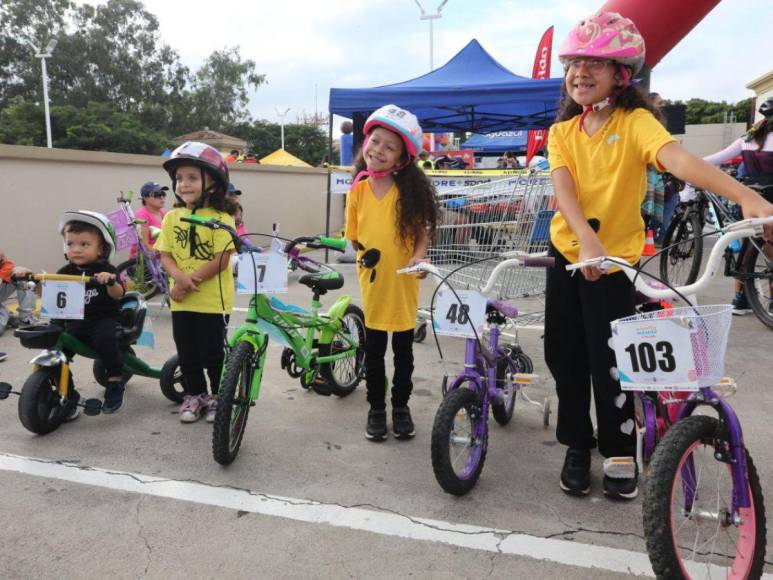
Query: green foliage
[
  {"left": 229, "top": 120, "right": 328, "bottom": 166},
  {"left": 0, "top": 0, "right": 266, "bottom": 153},
  {"left": 663, "top": 98, "right": 753, "bottom": 126}
]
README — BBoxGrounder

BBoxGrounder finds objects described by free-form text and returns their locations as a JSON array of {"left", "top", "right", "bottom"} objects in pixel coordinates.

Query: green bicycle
[{"left": 180, "top": 215, "right": 379, "bottom": 465}]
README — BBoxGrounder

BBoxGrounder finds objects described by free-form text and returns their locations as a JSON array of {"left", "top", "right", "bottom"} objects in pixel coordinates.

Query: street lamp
[
  {"left": 275, "top": 107, "right": 291, "bottom": 150},
  {"left": 27, "top": 39, "right": 57, "bottom": 148},
  {"left": 413, "top": 0, "right": 448, "bottom": 71}
]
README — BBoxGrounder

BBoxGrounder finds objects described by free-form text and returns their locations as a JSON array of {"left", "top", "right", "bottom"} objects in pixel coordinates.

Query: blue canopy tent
[
  {"left": 461, "top": 131, "right": 528, "bottom": 153},
  {"left": 328, "top": 39, "right": 563, "bottom": 134}
]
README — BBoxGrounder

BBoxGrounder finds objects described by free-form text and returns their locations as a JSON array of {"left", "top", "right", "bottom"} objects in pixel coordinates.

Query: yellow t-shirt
[
  {"left": 548, "top": 108, "right": 676, "bottom": 264},
  {"left": 345, "top": 179, "right": 419, "bottom": 331},
  {"left": 155, "top": 206, "right": 235, "bottom": 313}
]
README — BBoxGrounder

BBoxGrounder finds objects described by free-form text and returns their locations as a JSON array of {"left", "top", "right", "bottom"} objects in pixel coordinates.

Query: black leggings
[
  {"left": 365, "top": 327, "right": 414, "bottom": 411},
  {"left": 544, "top": 245, "right": 636, "bottom": 458},
  {"left": 171, "top": 311, "right": 228, "bottom": 396},
  {"left": 66, "top": 316, "right": 123, "bottom": 377}
]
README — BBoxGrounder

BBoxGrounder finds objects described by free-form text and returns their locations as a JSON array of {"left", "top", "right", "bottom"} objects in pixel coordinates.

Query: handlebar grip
[
  {"left": 522, "top": 256, "right": 554, "bottom": 268},
  {"left": 180, "top": 216, "right": 213, "bottom": 227},
  {"left": 317, "top": 236, "right": 347, "bottom": 252}
]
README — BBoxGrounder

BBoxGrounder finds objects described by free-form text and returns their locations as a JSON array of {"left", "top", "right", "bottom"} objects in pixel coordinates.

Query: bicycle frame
[{"left": 117, "top": 194, "right": 168, "bottom": 297}]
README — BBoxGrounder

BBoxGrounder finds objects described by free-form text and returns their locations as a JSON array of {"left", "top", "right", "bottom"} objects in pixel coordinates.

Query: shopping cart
[{"left": 416, "top": 172, "right": 555, "bottom": 343}]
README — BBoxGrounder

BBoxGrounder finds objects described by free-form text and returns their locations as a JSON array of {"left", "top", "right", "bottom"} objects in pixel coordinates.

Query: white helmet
[
  {"left": 59, "top": 210, "right": 117, "bottom": 260},
  {"left": 364, "top": 105, "right": 423, "bottom": 160}
]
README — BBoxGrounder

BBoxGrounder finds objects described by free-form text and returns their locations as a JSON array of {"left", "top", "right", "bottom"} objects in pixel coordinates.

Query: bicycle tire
[
  {"left": 643, "top": 415, "right": 766, "bottom": 579},
  {"left": 491, "top": 347, "right": 531, "bottom": 426},
  {"left": 159, "top": 354, "right": 186, "bottom": 403},
  {"left": 18, "top": 367, "right": 75, "bottom": 435},
  {"left": 212, "top": 341, "right": 256, "bottom": 465},
  {"left": 742, "top": 240, "right": 773, "bottom": 330},
  {"left": 116, "top": 257, "right": 159, "bottom": 301},
  {"left": 318, "top": 304, "right": 366, "bottom": 397},
  {"left": 659, "top": 211, "right": 703, "bottom": 287},
  {"left": 431, "top": 387, "right": 488, "bottom": 495}
]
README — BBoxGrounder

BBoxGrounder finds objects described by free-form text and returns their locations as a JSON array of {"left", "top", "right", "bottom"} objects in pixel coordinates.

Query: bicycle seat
[
  {"left": 486, "top": 299, "right": 518, "bottom": 319},
  {"left": 116, "top": 291, "right": 147, "bottom": 346},
  {"left": 299, "top": 271, "right": 344, "bottom": 293}
]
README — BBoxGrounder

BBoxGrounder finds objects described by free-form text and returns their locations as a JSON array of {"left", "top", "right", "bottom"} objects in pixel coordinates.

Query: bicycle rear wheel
[
  {"left": 318, "top": 305, "right": 366, "bottom": 397},
  {"left": 116, "top": 257, "right": 159, "bottom": 300},
  {"left": 212, "top": 341, "right": 256, "bottom": 465},
  {"left": 742, "top": 240, "right": 773, "bottom": 330},
  {"left": 659, "top": 212, "right": 703, "bottom": 287},
  {"left": 431, "top": 387, "right": 488, "bottom": 495},
  {"left": 643, "top": 415, "right": 766, "bottom": 579}
]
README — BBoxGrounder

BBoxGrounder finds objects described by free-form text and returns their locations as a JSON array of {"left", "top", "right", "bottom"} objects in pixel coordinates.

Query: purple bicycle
[
  {"left": 401, "top": 255, "right": 553, "bottom": 495},
  {"left": 570, "top": 216, "right": 772, "bottom": 579}
]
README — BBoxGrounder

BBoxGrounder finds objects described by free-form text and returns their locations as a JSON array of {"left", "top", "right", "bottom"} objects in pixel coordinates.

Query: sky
[{"left": 72, "top": 0, "right": 772, "bottom": 125}]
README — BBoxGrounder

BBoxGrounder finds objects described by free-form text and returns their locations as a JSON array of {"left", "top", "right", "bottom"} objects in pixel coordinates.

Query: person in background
[
  {"left": 242, "top": 152, "right": 259, "bottom": 164},
  {"left": 225, "top": 150, "right": 240, "bottom": 164},
  {"left": 0, "top": 249, "right": 36, "bottom": 338},
  {"left": 417, "top": 150, "right": 434, "bottom": 170},
  {"left": 131, "top": 182, "right": 167, "bottom": 259},
  {"left": 702, "top": 96, "right": 773, "bottom": 314}
]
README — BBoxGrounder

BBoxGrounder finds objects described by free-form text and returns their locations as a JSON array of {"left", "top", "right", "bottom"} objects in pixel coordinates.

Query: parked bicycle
[
  {"left": 571, "top": 216, "right": 772, "bottom": 579},
  {"left": 178, "top": 215, "right": 378, "bottom": 465},
  {"left": 113, "top": 192, "right": 169, "bottom": 304},
  {"left": 400, "top": 255, "right": 553, "bottom": 495},
  {"left": 659, "top": 182, "right": 773, "bottom": 329}
]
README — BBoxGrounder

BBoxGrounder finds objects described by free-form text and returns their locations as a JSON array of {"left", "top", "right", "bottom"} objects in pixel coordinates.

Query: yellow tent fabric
[{"left": 259, "top": 148, "right": 312, "bottom": 167}]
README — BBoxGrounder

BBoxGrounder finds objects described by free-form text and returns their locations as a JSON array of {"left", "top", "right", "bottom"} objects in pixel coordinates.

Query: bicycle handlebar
[
  {"left": 567, "top": 217, "right": 773, "bottom": 302},
  {"left": 13, "top": 272, "right": 96, "bottom": 284},
  {"left": 397, "top": 253, "right": 554, "bottom": 294}
]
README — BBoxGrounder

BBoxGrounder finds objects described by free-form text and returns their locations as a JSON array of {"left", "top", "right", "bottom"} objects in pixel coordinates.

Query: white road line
[{"left": 4, "top": 452, "right": 763, "bottom": 578}]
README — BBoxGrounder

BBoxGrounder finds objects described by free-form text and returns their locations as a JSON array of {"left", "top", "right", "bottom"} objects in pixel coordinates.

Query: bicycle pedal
[
  {"left": 0, "top": 383, "right": 19, "bottom": 399},
  {"left": 83, "top": 398, "right": 103, "bottom": 416}
]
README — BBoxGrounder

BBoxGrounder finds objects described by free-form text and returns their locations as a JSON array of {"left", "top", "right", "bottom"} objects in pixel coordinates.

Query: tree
[
  {"left": 187, "top": 47, "right": 266, "bottom": 132},
  {"left": 664, "top": 98, "right": 753, "bottom": 126},
  {"left": 231, "top": 120, "right": 328, "bottom": 166}
]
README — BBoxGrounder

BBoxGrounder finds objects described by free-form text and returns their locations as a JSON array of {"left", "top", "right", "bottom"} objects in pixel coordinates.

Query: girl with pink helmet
[
  {"left": 346, "top": 104, "right": 439, "bottom": 441},
  {"left": 545, "top": 12, "right": 773, "bottom": 500}
]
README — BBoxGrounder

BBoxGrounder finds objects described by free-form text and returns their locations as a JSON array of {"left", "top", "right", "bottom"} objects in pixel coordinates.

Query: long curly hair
[
  {"left": 556, "top": 65, "right": 662, "bottom": 123},
  {"left": 352, "top": 148, "right": 440, "bottom": 249}
]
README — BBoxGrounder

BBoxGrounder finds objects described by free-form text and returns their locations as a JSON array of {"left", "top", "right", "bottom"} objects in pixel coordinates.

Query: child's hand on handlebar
[
  {"left": 739, "top": 195, "right": 773, "bottom": 241},
  {"left": 406, "top": 257, "right": 431, "bottom": 279},
  {"left": 577, "top": 238, "right": 608, "bottom": 282},
  {"left": 94, "top": 272, "right": 117, "bottom": 286}
]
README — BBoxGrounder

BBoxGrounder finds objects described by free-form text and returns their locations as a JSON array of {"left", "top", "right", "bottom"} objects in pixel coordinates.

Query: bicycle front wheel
[
  {"left": 116, "top": 257, "right": 159, "bottom": 300},
  {"left": 431, "top": 387, "right": 488, "bottom": 495},
  {"left": 742, "top": 240, "right": 773, "bottom": 330},
  {"left": 659, "top": 212, "right": 703, "bottom": 287},
  {"left": 643, "top": 415, "right": 766, "bottom": 579},
  {"left": 212, "top": 341, "right": 257, "bottom": 465},
  {"left": 318, "top": 304, "right": 366, "bottom": 397}
]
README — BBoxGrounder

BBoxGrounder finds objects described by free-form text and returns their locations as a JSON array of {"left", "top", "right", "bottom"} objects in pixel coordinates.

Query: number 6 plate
[
  {"left": 40, "top": 280, "right": 85, "bottom": 320},
  {"left": 433, "top": 288, "right": 486, "bottom": 338},
  {"left": 610, "top": 316, "right": 698, "bottom": 391}
]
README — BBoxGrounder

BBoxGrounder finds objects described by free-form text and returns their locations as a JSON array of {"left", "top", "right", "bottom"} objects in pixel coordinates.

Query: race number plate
[
  {"left": 40, "top": 280, "right": 85, "bottom": 320},
  {"left": 611, "top": 315, "right": 698, "bottom": 391},
  {"left": 237, "top": 252, "right": 288, "bottom": 294},
  {"left": 433, "top": 288, "right": 486, "bottom": 338}
]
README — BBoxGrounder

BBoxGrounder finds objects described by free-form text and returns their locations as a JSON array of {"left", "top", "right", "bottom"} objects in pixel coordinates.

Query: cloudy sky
[{"left": 74, "top": 0, "right": 771, "bottom": 124}]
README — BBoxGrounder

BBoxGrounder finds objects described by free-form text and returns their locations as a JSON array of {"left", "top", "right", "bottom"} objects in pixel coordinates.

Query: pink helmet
[
  {"left": 163, "top": 141, "right": 230, "bottom": 190},
  {"left": 558, "top": 12, "right": 645, "bottom": 74},
  {"left": 363, "top": 105, "right": 423, "bottom": 161}
]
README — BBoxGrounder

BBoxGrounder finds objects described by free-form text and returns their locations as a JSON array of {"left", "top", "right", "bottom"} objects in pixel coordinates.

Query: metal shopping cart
[{"left": 416, "top": 171, "right": 555, "bottom": 343}]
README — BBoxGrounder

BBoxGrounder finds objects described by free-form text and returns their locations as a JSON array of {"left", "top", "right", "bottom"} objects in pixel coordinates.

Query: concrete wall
[
  {"left": 0, "top": 144, "right": 343, "bottom": 272},
  {"left": 673, "top": 122, "right": 747, "bottom": 158}
]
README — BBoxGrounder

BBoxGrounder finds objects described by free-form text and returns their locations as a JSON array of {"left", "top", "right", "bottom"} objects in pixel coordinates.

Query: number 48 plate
[{"left": 432, "top": 288, "right": 486, "bottom": 338}]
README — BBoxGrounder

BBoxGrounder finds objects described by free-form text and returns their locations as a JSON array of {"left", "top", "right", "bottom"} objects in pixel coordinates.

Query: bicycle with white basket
[
  {"left": 569, "top": 216, "right": 772, "bottom": 579},
  {"left": 399, "top": 253, "right": 553, "bottom": 495}
]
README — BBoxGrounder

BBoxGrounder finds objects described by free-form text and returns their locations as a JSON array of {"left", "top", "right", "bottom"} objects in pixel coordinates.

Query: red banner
[{"left": 526, "top": 26, "right": 554, "bottom": 166}]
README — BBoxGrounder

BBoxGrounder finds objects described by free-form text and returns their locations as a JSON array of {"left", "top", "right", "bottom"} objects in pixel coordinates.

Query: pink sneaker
[
  {"left": 204, "top": 394, "right": 218, "bottom": 423},
  {"left": 179, "top": 395, "right": 205, "bottom": 423}
]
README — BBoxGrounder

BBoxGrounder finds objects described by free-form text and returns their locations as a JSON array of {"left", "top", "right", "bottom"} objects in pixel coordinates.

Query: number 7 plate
[{"left": 237, "top": 252, "right": 288, "bottom": 294}]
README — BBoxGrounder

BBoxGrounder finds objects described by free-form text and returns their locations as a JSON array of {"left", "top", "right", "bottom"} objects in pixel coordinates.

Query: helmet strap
[{"left": 578, "top": 64, "right": 631, "bottom": 131}]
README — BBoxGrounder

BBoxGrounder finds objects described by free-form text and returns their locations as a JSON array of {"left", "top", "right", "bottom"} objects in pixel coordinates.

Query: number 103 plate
[{"left": 610, "top": 316, "right": 699, "bottom": 391}]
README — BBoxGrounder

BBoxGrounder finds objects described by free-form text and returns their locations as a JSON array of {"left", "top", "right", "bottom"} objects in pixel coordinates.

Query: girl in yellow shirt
[
  {"left": 546, "top": 12, "right": 773, "bottom": 500},
  {"left": 345, "top": 105, "right": 439, "bottom": 441}
]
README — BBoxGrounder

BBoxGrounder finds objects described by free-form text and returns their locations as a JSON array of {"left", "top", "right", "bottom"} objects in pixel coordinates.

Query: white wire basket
[{"left": 611, "top": 304, "right": 732, "bottom": 390}]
